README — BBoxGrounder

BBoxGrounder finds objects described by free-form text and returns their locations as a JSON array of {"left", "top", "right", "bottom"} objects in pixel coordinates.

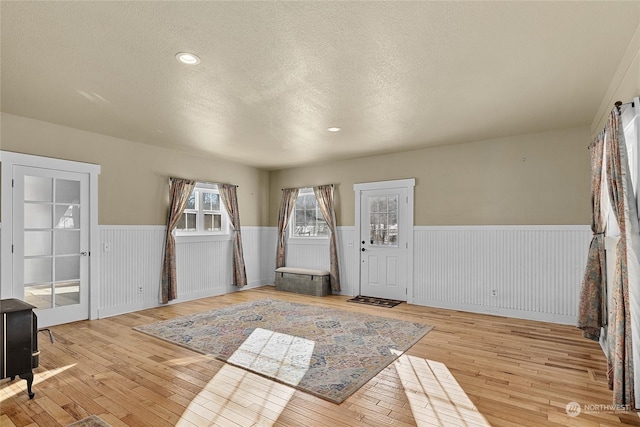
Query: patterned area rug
[
  {"left": 134, "top": 299, "right": 433, "bottom": 403},
  {"left": 66, "top": 415, "right": 112, "bottom": 427},
  {"left": 347, "top": 295, "right": 403, "bottom": 308}
]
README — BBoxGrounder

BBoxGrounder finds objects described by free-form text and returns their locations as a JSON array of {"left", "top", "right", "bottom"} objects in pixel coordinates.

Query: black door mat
[{"left": 346, "top": 295, "right": 403, "bottom": 308}]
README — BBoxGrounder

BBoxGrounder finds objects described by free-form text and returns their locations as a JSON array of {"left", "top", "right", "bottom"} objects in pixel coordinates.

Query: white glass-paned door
[
  {"left": 13, "top": 166, "right": 89, "bottom": 327},
  {"left": 359, "top": 187, "right": 408, "bottom": 301}
]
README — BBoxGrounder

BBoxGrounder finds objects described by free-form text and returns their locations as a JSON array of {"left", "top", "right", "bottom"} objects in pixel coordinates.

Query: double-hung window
[
  {"left": 175, "top": 183, "right": 227, "bottom": 235},
  {"left": 291, "top": 188, "right": 328, "bottom": 238}
]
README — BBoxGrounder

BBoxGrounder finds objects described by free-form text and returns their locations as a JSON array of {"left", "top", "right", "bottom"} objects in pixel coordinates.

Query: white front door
[
  {"left": 12, "top": 165, "right": 90, "bottom": 327},
  {"left": 356, "top": 180, "right": 414, "bottom": 301}
]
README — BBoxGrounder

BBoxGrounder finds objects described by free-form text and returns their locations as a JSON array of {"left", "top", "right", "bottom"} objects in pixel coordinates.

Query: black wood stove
[{"left": 1, "top": 298, "right": 39, "bottom": 399}]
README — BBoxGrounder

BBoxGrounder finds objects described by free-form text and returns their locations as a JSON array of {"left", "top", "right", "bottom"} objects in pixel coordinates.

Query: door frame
[
  {"left": 1, "top": 151, "right": 101, "bottom": 320},
  {"left": 354, "top": 178, "right": 415, "bottom": 303}
]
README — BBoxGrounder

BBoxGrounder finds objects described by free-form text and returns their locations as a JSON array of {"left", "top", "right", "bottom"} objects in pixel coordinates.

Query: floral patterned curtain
[
  {"left": 161, "top": 178, "right": 195, "bottom": 304},
  {"left": 604, "top": 107, "right": 636, "bottom": 407},
  {"left": 314, "top": 185, "right": 341, "bottom": 291},
  {"left": 219, "top": 184, "right": 247, "bottom": 288},
  {"left": 578, "top": 134, "right": 606, "bottom": 341},
  {"left": 276, "top": 188, "right": 299, "bottom": 268}
]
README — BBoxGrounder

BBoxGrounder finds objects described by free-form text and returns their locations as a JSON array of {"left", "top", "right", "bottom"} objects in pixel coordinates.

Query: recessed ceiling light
[
  {"left": 327, "top": 127, "right": 342, "bottom": 132},
  {"left": 176, "top": 52, "right": 200, "bottom": 65}
]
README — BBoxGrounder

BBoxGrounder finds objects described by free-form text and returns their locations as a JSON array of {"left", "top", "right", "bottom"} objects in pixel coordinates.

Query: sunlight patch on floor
[
  {"left": 227, "top": 327, "right": 315, "bottom": 386},
  {"left": 164, "top": 355, "right": 207, "bottom": 366},
  {"left": 0, "top": 364, "right": 76, "bottom": 401},
  {"left": 393, "top": 353, "right": 491, "bottom": 427},
  {"left": 176, "top": 328, "right": 313, "bottom": 426}
]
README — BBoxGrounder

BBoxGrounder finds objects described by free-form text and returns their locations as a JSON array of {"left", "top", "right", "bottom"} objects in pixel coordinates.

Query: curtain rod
[
  {"left": 587, "top": 99, "right": 637, "bottom": 149},
  {"left": 615, "top": 100, "right": 635, "bottom": 111},
  {"left": 169, "top": 176, "right": 238, "bottom": 187},
  {"left": 281, "top": 184, "right": 334, "bottom": 191}
]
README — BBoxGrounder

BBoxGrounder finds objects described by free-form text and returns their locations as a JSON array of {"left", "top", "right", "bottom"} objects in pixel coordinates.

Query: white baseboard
[
  {"left": 412, "top": 298, "right": 577, "bottom": 325},
  {"left": 97, "top": 279, "right": 272, "bottom": 319}
]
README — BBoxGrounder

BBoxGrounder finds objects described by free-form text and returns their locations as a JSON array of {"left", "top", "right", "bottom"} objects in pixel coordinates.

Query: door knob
[
  {"left": 80, "top": 252, "right": 88, "bottom": 256},
  {"left": 361, "top": 248, "right": 366, "bottom": 252}
]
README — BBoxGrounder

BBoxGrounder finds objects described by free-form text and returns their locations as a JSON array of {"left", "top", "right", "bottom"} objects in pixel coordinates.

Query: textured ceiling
[{"left": 1, "top": 2, "right": 639, "bottom": 169}]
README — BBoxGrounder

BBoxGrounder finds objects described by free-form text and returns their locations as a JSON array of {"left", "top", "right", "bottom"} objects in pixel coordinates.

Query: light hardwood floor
[{"left": 1, "top": 286, "right": 638, "bottom": 426}]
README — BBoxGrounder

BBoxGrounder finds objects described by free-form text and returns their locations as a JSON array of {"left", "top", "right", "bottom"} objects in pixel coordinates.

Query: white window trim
[
  {"left": 289, "top": 187, "right": 329, "bottom": 240},
  {"left": 176, "top": 233, "right": 233, "bottom": 243},
  {"left": 175, "top": 183, "right": 230, "bottom": 239},
  {"left": 288, "top": 237, "right": 330, "bottom": 245}
]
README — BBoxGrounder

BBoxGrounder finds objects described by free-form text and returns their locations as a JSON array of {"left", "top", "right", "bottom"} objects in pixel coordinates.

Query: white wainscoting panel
[
  {"left": 412, "top": 225, "right": 592, "bottom": 324},
  {"left": 285, "top": 239, "right": 329, "bottom": 271},
  {"left": 97, "top": 224, "right": 591, "bottom": 324},
  {"left": 98, "top": 226, "right": 276, "bottom": 318},
  {"left": 176, "top": 236, "right": 234, "bottom": 296},
  {"left": 243, "top": 226, "right": 277, "bottom": 288},
  {"left": 98, "top": 226, "right": 165, "bottom": 317},
  {"left": 337, "top": 227, "right": 360, "bottom": 297},
  {"left": 284, "top": 226, "right": 358, "bottom": 296}
]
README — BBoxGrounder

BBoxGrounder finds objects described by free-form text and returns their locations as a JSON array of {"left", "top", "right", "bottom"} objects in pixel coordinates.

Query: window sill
[
  {"left": 175, "top": 233, "right": 232, "bottom": 243},
  {"left": 288, "top": 237, "right": 329, "bottom": 245}
]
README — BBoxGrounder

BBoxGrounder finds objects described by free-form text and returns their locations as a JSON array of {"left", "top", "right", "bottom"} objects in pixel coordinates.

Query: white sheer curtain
[
  {"left": 601, "top": 98, "right": 640, "bottom": 407},
  {"left": 621, "top": 98, "right": 640, "bottom": 408}
]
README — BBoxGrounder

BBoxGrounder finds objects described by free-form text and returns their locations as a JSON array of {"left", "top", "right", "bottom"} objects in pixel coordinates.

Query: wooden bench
[{"left": 274, "top": 267, "right": 331, "bottom": 296}]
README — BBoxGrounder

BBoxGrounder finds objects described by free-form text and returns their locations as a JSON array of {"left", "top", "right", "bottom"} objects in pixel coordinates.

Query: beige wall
[
  {"left": 0, "top": 113, "right": 270, "bottom": 226},
  {"left": 269, "top": 126, "right": 592, "bottom": 226},
  {"left": 0, "top": 117, "right": 595, "bottom": 228},
  {"left": 592, "top": 22, "right": 640, "bottom": 135}
]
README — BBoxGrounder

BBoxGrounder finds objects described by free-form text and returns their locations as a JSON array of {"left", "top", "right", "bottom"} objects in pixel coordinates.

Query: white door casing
[
  {"left": 0, "top": 151, "right": 100, "bottom": 326},
  {"left": 354, "top": 179, "right": 415, "bottom": 302}
]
